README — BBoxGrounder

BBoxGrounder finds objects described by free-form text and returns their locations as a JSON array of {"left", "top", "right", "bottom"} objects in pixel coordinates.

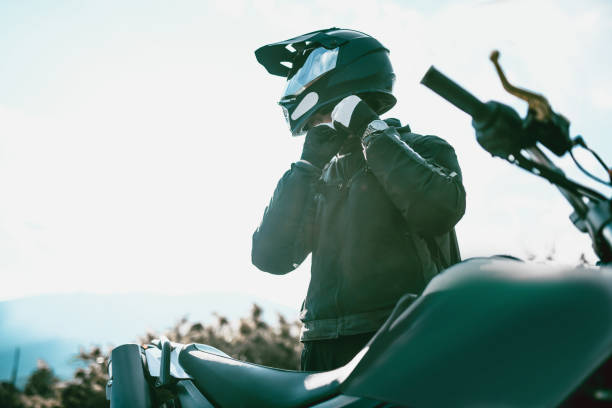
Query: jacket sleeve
[
  {"left": 251, "top": 161, "right": 320, "bottom": 274},
  {"left": 363, "top": 128, "right": 466, "bottom": 237}
]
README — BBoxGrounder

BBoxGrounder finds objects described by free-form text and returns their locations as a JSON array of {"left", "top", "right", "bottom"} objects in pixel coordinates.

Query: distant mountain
[{"left": 0, "top": 292, "right": 298, "bottom": 385}]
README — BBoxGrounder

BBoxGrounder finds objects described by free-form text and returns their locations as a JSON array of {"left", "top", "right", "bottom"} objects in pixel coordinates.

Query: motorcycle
[{"left": 106, "top": 53, "right": 612, "bottom": 407}]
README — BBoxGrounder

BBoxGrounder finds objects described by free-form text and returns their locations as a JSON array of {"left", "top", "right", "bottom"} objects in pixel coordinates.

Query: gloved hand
[
  {"left": 300, "top": 124, "right": 346, "bottom": 169},
  {"left": 474, "top": 101, "right": 534, "bottom": 158},
  {"left": 331, "top": 95, "right": 379, "bottom": 139}
]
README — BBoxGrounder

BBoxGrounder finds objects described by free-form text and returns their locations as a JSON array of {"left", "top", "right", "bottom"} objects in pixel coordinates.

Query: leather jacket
[{"left": 252, "top": 120, "right": 466, "bottom": 341}]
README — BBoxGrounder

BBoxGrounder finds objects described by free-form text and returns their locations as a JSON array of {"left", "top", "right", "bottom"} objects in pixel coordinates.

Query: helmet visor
[{"left": 282, "top": 46, "right": 339, "bottom": 98}]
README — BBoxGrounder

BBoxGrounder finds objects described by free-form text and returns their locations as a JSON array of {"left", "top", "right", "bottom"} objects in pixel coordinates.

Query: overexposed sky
[{"left": 1, "top": 0, "right": 611, "bottom": 309}]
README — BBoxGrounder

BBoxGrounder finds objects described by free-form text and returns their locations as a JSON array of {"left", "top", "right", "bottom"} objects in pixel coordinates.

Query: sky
[{"left": 0, "top": 0, "right": 611, "bottom": 311}]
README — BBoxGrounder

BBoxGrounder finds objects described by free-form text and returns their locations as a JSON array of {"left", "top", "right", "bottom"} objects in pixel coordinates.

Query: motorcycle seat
[{"left": 178, "top": 343, "right": 355, "bottom": 408}]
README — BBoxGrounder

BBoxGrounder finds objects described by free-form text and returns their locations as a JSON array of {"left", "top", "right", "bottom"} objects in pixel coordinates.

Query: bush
[
  {"left": 142, "top": 304, "right": 302, "bottom": 370},
  {"left": 6, "top": 304, "right": 301, "bottom": 407},
  {"left": 0, "top": 381, "right": 25, "bottom": 408}
]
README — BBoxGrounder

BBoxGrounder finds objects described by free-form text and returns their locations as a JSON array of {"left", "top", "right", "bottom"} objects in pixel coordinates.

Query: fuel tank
[{"left": 342, "top": 257, "right": 612, "bottom": 407}]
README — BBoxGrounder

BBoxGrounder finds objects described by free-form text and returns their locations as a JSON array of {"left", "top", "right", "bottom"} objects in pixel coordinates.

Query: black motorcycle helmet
[{"left": 255, "top": 28, "right": 396, "bottom": 136}]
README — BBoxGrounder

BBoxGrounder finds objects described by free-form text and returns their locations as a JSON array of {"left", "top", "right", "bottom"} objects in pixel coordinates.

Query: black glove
[
  {"left": 300, "top": 124, "right": 346, "bottom": 169},
  {"left": 331, "top": 95, "right": 379, "bottom": 139},
  {"left": 474, "top": 101, "right": 534, "bottom": 158}
]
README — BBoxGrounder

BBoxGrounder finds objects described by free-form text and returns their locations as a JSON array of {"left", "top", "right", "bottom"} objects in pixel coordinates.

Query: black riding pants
[{"left": 300, "top": 332, "right": 375, "bottom": 371}]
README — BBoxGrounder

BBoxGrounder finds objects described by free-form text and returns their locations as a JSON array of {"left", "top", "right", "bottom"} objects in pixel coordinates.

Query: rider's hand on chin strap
[
  {"left": 300, "top": 124, "right": 347, "bottom": 170},
  {"left": 331, "top": 95, "right": 379, "bottom": 139}
]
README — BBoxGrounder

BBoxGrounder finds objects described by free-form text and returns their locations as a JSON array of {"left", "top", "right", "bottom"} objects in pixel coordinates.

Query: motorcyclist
[{"left": 252, "top": 28, "right": 466, "bottom": 371}]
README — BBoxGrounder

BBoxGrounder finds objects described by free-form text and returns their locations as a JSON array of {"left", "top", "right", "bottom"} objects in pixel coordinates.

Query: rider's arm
[
  {"left": 251, "top": 161, "right": 319, "bottom": 274},
  {"left": 363, "top": 128, "right": 466, "bottom": 237}
]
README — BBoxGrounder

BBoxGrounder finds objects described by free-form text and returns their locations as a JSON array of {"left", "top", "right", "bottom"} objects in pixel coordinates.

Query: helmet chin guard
[{"left": 256, "top": 28, "right": 397, "bottom": 136}]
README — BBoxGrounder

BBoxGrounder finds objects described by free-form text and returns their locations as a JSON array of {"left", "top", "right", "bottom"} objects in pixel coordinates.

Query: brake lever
[
  {"left": 490, "top": 51, "right": 572, "bottom": 156},
  {"left": 489, "top": 50, "right": 552, "bottom": 121}
]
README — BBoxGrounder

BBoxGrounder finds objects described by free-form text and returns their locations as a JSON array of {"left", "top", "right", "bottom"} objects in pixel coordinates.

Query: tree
[{"left": 24, "top": 361, "right": 58, "bottom": 399}]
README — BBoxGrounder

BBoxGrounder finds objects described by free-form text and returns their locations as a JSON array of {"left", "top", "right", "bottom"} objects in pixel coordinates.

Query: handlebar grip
[{"left": 420, "top": 66, "right": 489, "bottom": 122}]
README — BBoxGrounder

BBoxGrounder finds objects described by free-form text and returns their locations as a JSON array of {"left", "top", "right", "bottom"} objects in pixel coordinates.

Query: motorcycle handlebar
[
  {"left": 420, "top": 66, "right": 489, "bottom": 122},
  {"left": 421, "top": 64, "right": 612, "bottom": 263}
]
